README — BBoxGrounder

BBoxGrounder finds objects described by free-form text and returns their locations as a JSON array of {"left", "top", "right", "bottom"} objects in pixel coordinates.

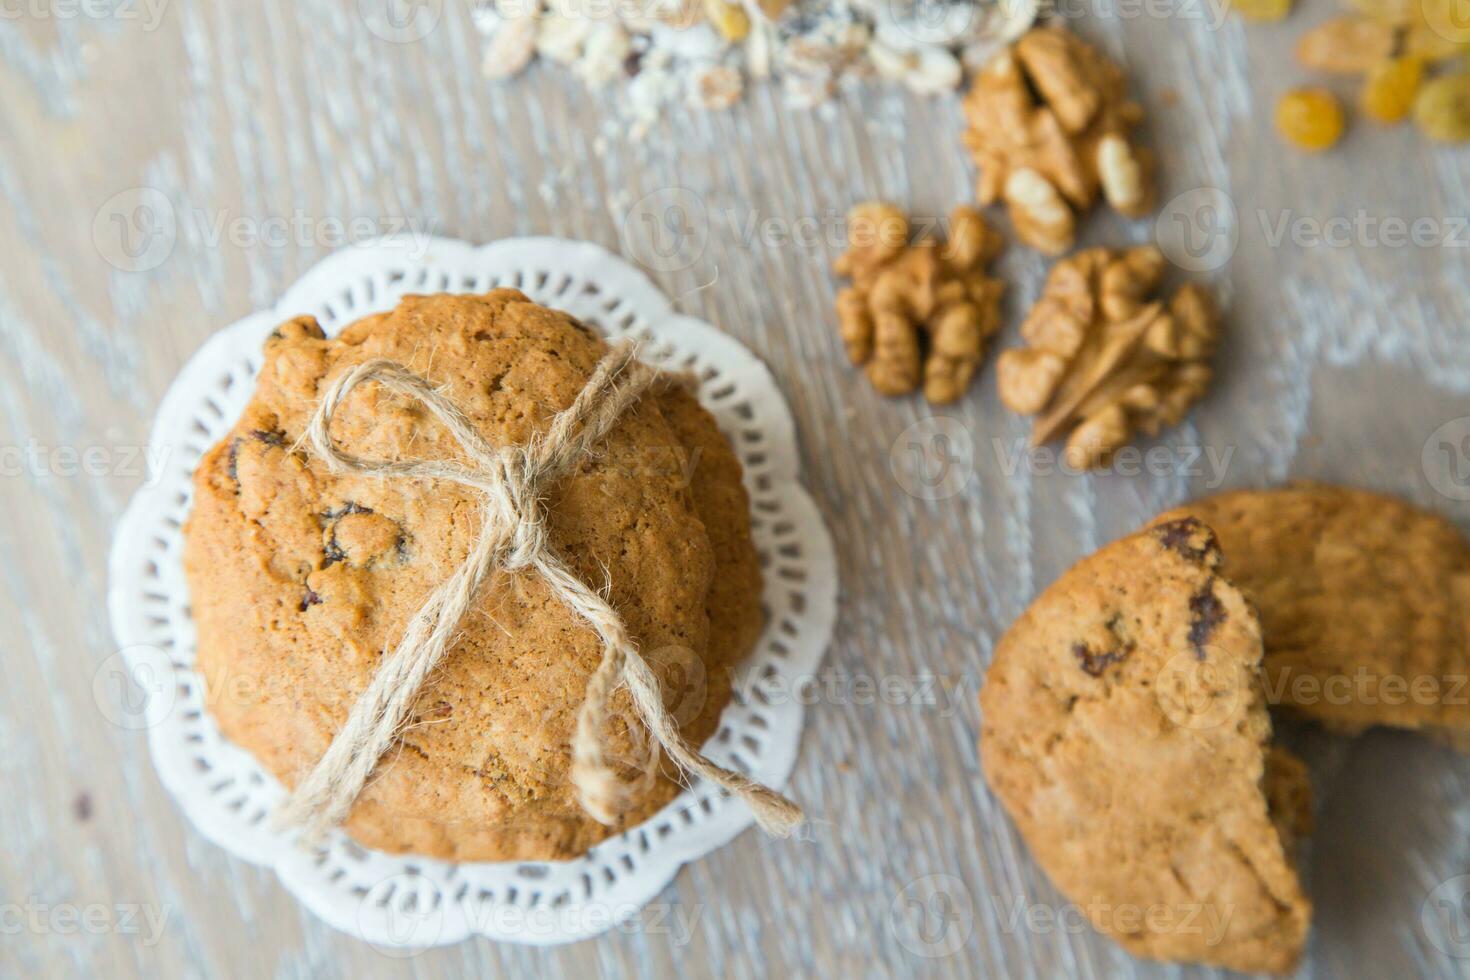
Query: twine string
[{"left": 273, "top": 342, "right": 803, "bottom": 842}]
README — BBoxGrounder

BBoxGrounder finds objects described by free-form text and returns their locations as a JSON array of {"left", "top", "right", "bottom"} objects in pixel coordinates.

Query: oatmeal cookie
[
  {"left": 184, "top": 290, "right": 762, "bottom": 861},
  {"left": 980, "top": 518, "right": 1311, "bottom": 974},
  {"left": 1152, "top": 484, "right": 1470, "bottom": 746}
]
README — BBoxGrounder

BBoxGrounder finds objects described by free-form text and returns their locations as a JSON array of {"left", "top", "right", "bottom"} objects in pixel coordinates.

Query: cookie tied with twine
[{"left": 271, "top": 339, "right": 802, "bottom": 844}]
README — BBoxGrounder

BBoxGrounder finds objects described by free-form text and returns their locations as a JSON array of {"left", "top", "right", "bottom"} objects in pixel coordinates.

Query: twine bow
[{"left": 273, "top": 341, "right": 803, "bottom": 842}]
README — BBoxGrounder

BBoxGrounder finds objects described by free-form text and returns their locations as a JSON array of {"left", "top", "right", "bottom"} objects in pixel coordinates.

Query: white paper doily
[{"left": 106, "top": 236, "right": 838, "bottom": 948}]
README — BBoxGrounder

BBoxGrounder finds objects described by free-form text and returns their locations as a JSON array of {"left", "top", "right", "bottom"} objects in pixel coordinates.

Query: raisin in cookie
[
  {"left": 980, "top": 519, "right": 1311, "bottom": 975},
  {"left": 1152, "top": 484, "right": 1470, "bottom": 747},
  {"left": 184, "top": 290, "right": 761, "bottom": 861}
]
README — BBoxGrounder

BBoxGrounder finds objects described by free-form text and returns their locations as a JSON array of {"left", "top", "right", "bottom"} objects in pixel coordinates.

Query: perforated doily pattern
[{"left": 107, "top": 237, "right": 837, "bottom": 947}]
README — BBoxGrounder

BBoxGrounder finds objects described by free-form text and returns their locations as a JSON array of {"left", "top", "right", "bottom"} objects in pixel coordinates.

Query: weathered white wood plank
[{"left": 2, "top": 0, "right": 1470, "bottom": 976}]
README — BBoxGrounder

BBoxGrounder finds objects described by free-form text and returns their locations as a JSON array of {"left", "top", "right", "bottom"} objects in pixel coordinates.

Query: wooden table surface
[{"left": 4, "top": 0, "right": 1470, "bottom": 977}]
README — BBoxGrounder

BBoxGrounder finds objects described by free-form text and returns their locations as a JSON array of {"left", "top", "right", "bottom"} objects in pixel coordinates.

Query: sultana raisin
[
  {"left": 1361, "top": 57, "right": 1425, "bottom": 123},
  {"left": 1276, "top": 88, "right": 1347, "bottom": 150},
  {"left": 1414, "top": 73, "right": 1470, "bottom": 142}
]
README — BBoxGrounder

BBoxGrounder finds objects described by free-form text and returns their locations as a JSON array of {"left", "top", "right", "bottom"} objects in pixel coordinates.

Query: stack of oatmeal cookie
[{"left": 184, "top": 290, "right": 763, "bottom": 862}]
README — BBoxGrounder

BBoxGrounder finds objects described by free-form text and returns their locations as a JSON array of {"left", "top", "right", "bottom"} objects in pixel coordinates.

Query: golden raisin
[
  {"left": 1231, "top": 0, "right": 1292, "bottom": 21},
  {"left": 1414, "top": 73, "right": 1470, "bottom": 142},
  {"left": 1361, "top": 57, "right": 1425, "bottom": 123},
  {"left": 1276, "top": 88, "right": 1346, "bottom": 151}
]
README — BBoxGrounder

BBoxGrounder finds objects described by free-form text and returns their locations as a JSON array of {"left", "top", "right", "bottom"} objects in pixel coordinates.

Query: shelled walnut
[
  {"left": 962, "top": 26, "right": 1154, "bottom": 255},
  {"left": 833, "top": 202, "right": 1006, "bottom": 404},
  {"left": 996, "top": 246, "right": 1219, "bottom": 469}
]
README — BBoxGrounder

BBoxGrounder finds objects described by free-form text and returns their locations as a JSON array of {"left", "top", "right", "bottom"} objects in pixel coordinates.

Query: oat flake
[{"left": 473, "top": 0, "right": 1039, "bottom": 137}]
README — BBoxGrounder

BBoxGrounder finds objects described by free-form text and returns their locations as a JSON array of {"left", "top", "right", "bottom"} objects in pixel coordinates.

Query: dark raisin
[
  {"left": 1154, "top": 517, "right": 1219, "bottom": 565},
  {"left": 1188, "top": 578, "right": 1228, "bottom": 659},
  {"left": 227, "top": 437, "right": 243, "bottom": 489},
  {"left": 320, "top": 501, "right": 371, "bottom": 566},
  {"left": 321, "top": 540, "right": 346, "bottom": 568},
  {"left": 251, "top": 428, "right": 285, "bottom": 446},
  {"left": 299, "top": 588, "right": 324, "bottom": 612},
  {"left": 322, "top": 501, "right": 372, "bottom": 521},
  {"left": 1073, "top": 642, "right": 1134, "bottom": 677}
]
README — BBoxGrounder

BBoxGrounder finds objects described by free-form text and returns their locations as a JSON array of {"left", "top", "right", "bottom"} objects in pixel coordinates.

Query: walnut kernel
[
  {"left": 962, "top": 26, "right": 1154, "bottom": 255},
  {"left": 996, "top": 246, "right": 1220, "bottom": 469},
  {"left": 834, "top": 203, "right": 1006, "bottom": 404}
]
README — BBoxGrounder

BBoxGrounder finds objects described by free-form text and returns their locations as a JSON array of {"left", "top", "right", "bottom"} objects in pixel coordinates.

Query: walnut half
[
  {"left": 962, "top": 26, "right": 1154, "bottom": 255},
  {"left": 996, "top": 246, "right": 1220, "bottom": 469},
  {"left": 833, "top": 202, "right": 1006, "bottom": 404}
]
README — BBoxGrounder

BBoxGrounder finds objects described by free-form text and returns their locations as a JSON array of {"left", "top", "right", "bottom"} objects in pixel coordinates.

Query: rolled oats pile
[{"left": 473, "top": 0, "right": 1038, "bottom": 133}]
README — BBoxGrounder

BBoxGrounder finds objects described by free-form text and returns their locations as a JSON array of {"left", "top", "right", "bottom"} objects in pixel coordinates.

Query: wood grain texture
[{"left": 2, "top": 0, "right": 1470, "bottom": 977}]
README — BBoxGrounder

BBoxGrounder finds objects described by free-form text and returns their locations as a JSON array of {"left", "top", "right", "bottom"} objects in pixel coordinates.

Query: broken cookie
[
  {"left": 996, "top": 245, "right": 1219, "bottom": 470},
  {"left": 833, "top": 201, "right": 1006, "bottom": 404},
  {"left": 962, "top": 25, "right": 1154, "bottom": 254},
  {"left": 980, "top": 518, "right": 1312, "bottom": 974},
  {"left": 1151, "top": 484, "right": 1470, "bottom": 748}
]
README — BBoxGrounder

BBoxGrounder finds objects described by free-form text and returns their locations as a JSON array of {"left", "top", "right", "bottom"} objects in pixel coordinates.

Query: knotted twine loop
[{"left": 273, "top": 341, "right": 804, "bottom": 843}]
